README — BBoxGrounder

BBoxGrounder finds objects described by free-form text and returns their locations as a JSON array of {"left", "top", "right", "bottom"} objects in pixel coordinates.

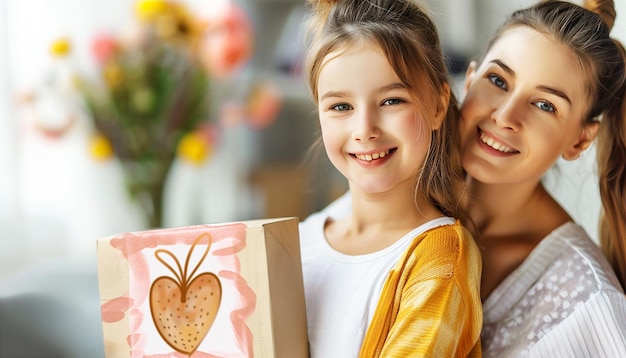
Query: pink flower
[
  {"left": 198, "top": 2, "right": 254, "bottom": 79},
  {"left": 246, "top": 81, "right": 282, "bottom": 129},
  {"left": 91, "top": 33, "right": 118, "bottom": 64}
]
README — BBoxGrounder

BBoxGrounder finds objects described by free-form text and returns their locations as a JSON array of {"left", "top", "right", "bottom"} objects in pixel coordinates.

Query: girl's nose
[{"left": 351, "top": 108, "right": 381, "bottom": 141}]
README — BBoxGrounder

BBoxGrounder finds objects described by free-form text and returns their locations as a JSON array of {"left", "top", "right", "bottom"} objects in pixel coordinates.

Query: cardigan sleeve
[{"left": 359, "top": 222, "right": 483, "bottom": 358}]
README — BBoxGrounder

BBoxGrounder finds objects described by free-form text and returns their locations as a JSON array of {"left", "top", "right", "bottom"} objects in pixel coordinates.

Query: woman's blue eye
[
  {"left": 535, "top": 101, "right": 555, "bottom": 113},
  {"left": 332, "top": 103, "right": 351, "bottom": 111},
  {"left": 488, "top": 74, "right": 507, "bottom": 90}
]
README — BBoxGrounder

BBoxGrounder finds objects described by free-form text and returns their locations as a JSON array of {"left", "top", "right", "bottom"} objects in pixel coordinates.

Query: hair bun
[
  {"left": 308, "top": 0, "right": 341, "bottom": 9},
  {"left": 584, "top": 0, "right": 616, "bottom": 30},
  {"left": 308, "top": 0, "right": 340, "bottom": 5}
]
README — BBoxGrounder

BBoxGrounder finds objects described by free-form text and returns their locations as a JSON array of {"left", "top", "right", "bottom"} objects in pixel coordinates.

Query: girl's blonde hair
[{"left": 303, "top": 0, "right": 467, "bottom": 221}]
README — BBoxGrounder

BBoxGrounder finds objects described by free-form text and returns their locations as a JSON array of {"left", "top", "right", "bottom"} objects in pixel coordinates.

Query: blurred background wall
[
  {"left": 1, "top": 1, "right": 625, "bottom": 355},
  {"left": 0, "top": 0, "right": 624, "bottom": 277}
]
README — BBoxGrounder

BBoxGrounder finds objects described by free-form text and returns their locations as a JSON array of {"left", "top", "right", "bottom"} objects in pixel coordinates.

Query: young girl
[
  {"left": 305, "top": 0, "right": 626, "bottom": 356},
  {"left": 461, "top": 0, "right": 626, "bottom": 355},
  {"left": 299, "top": 0, "right": 482, "bottom": 357}
]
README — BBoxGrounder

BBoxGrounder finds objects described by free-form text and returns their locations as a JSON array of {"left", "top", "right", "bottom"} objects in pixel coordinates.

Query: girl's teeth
[{"left": 357, "top": 150, "right": 389, "bottom": 161}]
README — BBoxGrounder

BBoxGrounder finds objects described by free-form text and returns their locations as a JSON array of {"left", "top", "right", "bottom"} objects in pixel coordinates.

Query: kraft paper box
[{"left": 96, "top": 217, "right": 308, "bottom": 357}]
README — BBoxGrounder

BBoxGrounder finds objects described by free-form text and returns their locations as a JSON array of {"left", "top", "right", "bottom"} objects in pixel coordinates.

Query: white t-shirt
[
  {"left": 482, "top": 222, "right": 626, "bottom": 357},
  {"left": 299, "top": 203, "right": 454, "bottom": 358}
]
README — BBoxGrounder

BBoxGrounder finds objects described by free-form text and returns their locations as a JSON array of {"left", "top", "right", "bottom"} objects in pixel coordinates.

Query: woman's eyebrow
[
  {"left": 491, "top": 59, "right": 515, "bottom": 76},
  {"left": 537, "top": 85, "right": 572, "bottom": 104},
  {"left": 490, "top": 59, "right": 571, "bottom": 104}
]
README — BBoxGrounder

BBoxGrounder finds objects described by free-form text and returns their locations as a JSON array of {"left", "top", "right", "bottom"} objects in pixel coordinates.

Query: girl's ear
[
  {"left": 431, "top": 83, "right": 450, "bottom": 130},
  {"left": 562, "top": 121, "right": 600, "bottom": 160}
]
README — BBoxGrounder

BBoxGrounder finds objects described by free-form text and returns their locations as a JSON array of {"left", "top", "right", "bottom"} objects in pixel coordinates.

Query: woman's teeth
[
  {"left": 480, "top": 132, "right": 516, "bottom": 153},
  {"left": 356, "top": 150, "right": 390, "bottom": 161}
]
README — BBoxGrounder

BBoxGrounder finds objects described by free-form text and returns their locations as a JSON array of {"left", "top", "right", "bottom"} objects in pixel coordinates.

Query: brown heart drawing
[{"left": 150, "top": 233, "right": 222, "bottom": 355}]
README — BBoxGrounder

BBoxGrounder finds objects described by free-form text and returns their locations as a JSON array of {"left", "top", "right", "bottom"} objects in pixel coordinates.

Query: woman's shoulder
[
  {"left": 483, "top": 223, "right": 626, "bottom": 356},
  {"left": 547, "top": 222, "right": 623, "bottom": 293}
]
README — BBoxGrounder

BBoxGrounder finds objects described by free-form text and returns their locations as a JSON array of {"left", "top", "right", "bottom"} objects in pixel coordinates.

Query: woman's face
[{"left": 459, "top": 26, "right": 598, "bottom": 186}]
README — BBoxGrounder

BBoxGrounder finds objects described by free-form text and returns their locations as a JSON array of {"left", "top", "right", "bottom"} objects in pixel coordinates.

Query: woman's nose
[{"left": 491, "top": 96, "right": 522, "bottom": 132}]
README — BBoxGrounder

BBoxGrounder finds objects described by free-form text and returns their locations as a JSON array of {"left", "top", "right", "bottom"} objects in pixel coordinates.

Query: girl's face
[
  {"left": 459, "top": 26, "right": 598, "bottom": 186},
  {"left": 316, "top": 42, "right": 438, "bottom": 195}
]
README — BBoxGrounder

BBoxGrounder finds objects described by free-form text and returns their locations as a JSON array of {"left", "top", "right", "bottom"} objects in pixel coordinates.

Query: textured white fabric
[
  {"left": 299, "top": 207, "right": 454, "bottom": 358},
  {"left": 482, "top": 222, "right": 626, "bottom": 357}
]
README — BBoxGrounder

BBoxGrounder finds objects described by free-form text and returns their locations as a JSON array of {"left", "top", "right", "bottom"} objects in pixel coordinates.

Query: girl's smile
[{"left": 317, "top": 42, "right": 433, "bottom": 195}]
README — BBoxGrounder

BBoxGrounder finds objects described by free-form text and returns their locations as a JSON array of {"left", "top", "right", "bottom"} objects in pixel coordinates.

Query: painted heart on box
[{"left": 149, "top": 233, "right": 222, "bottom": 355}]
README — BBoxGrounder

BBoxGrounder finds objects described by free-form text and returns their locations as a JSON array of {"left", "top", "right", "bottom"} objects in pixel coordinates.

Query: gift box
[{"left": 96, "top": 217, "right": 308, "bottom": 357}]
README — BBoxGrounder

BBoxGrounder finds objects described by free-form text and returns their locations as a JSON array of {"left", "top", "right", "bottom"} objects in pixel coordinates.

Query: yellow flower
[
  {"left": 135, "top": 0, "right": 197, "bottom": 42},
  {"left": 103, "top": 63, "right": 123, "bottom": 88},
  {"left": 89, "top": 133, "right": 114, "bottom": 161},
  {"left": 50, "top": 38, "right": 71, "bottom": 57},
  {"left": 177, "top": 132, "right": 211, "bottom": 165},
  {"left": 131, "top": 86, "right": 155, "bottom": 114},
  {"left": 155, "top": 13, "right": 178, "bottom": 39},
  {"left": 135, "top": 0, "right": 169, "bottom": 21}
]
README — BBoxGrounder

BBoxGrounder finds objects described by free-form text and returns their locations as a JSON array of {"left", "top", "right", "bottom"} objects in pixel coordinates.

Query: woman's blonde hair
[{"left": 480, "top": 0, "right": 626, "bottom": 288}]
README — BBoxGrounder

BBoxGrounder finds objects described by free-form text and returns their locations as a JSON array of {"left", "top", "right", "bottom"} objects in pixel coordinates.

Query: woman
[
  {"left": 461, "top": 0, "right": 626, "bottom": 355},
  {"left": 301, "top": 0, "right": 626, "bottom": 356}
]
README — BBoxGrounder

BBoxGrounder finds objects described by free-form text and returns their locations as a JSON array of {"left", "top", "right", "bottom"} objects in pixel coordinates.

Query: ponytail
[
  {"left": 581, "top": 0, "right": 626, "bottom": 289},
  {"left": 597, "top": 39, "right": 626, "bottom": 289}
]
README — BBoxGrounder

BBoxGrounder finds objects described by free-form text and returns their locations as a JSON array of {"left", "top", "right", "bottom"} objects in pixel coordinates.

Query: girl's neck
[
  {"left": 325, "top": 184, "right": 443, "bottom": 255},
  {"left": 351, "top": 186, "right": 441, "bottom": 230}
]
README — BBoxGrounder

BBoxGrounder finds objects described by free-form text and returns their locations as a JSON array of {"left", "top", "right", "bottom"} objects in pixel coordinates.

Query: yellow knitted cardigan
[{"left": 359, "top": 221, "right": 483, "bottom": 357}]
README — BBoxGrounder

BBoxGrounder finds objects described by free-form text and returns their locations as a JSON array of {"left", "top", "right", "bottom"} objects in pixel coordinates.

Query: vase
[{"left": 121, "top": 158, "right": 174, "bottom": 229}]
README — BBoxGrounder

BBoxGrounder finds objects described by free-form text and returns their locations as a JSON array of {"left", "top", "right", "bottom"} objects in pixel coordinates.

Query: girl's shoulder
[
  {"left": 403, "top": 219, "right": 481, "bottom": 280},
  {"left": 415, "top": 219, "right": 480, "bottom": 258}
]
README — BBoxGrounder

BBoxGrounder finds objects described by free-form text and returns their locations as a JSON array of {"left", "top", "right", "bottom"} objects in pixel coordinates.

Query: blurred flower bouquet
[{"left": 80, "top": 0, "right": 213, "bottom": 228}]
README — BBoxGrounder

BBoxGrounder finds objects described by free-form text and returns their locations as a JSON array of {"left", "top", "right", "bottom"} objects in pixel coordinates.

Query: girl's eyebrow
[
  {"left": 490, "top": 59, "right": 572, "bottom": 105},
  {"left": 319, "top": 83, "right": 406, "bottom": 102},
  {"left": 319, "top": 90, "right": 348, "bottom": 102}
]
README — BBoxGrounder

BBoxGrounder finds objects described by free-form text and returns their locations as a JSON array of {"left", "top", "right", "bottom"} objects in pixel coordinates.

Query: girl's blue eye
[
  {"left": 332, "top": 103, "right": 352, "bottom": 111},
  {"left": 488, "top": 74, "right": 507, "bottom": 90},
  {"left": 535, "top": 101, "right": 555, "bottom": 113},
  {"left": 383, "top": 98, "right": 403, "bottom": 106}
]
